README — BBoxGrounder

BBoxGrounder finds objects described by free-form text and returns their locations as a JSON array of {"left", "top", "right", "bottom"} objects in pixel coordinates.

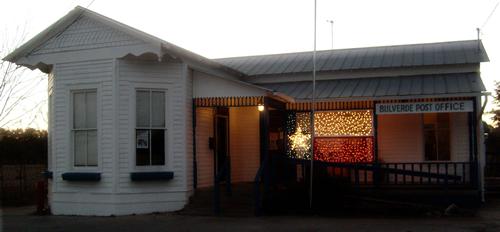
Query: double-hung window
[
  {"left": 72, "top": 90, "right": 98, "bottom": 167},
  {"left": 135, "top": 89, "right": 167, "bottom": 166}
]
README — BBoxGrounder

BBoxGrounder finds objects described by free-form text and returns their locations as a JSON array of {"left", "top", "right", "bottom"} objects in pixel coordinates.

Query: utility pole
[{"left": 309, "top": 0, "right": 317, "bottom": 210}]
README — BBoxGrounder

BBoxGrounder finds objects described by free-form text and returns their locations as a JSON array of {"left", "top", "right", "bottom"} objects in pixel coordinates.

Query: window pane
[
  {"left": 136, "top": 129, "right": 150, "bottom": 165},
  {"left": 151, "top": 91, "right": 165, "bottom": 127},
  {"left": 136, "top": 91, "right": 150, "bottom": 127},
  {"left": 151, "top": 129, "right": 165, "bottom": 165},
  {"left": 86, "top": 91, "right": 97, "bottom": 128},
  {"left": 74, "top": 131, "right": 87, "bottom": 166},
  {"left": 73, "top": 92, "right": 86, "bottom": 129},
  {"left": 87, "top": 130, "right": 98, "bottom": 166}
]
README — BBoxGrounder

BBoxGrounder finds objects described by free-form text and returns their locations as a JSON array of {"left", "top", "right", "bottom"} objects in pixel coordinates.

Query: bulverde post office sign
[{"left": 376, "top": 101, "right": 473, "bottom": 114}]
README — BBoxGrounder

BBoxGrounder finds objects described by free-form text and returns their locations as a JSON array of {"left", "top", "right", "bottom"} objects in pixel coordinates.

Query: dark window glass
[{"left": 151, "top": 130, "right": 165, "bottom": 165}]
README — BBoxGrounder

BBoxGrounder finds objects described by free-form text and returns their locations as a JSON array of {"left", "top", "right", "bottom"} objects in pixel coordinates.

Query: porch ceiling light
[{"left": 258, "top": 104, "right": 265, "bottom": 112}]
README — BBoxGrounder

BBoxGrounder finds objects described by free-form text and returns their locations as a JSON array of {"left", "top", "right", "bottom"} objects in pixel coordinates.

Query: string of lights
[
  {"left": 287, "top": 110, "right": 374, "bottom": 162},
  {"left": 314, "top": 137, "right": 374, "bottom": 162}
]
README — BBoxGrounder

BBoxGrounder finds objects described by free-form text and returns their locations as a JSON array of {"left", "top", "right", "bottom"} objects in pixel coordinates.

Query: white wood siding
[
  {"left": 185, "top": 67, "right": 193, "bottom": 197},
  {"left": 450, "top": 113, "right": 470, "bottom": 162},
  {"left": 114, "top": 59, "right": 190, "bottom": 213},
  {"left": 378, "top": 114, "right": 424, "bottom": 162},
  {"left": 50, "top": 59, "right": 115, "bottom": 215},
  {"left": 52, "top": 59, "right": 114, "bottom": 193},
  {"left": 193, "top": 71, "right": 267, "bottom": 98},
  {"left": 33, "top": 16, "right": 146, "bottom": 55},
  {"left": 195, "top": 107, "right": 214, "bottom": 188},
  {"left": 229, "top": 107, "right": 260, "bottom": 182},
  {"left": 378, "top": 113, "right": 470, "bottom": 162},
  {"left": 195, "top": 107, "right": 260, "bottom": 186}
]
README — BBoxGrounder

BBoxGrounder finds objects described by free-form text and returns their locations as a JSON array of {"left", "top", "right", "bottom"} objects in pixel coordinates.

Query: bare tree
[{"left": 0, "top": 25, "right": 46, "bottom": 129}]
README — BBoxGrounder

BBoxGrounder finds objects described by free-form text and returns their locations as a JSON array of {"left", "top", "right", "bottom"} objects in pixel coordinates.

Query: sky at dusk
[{"left": 1, "top": 0, "right": 499, "bottom": 129}]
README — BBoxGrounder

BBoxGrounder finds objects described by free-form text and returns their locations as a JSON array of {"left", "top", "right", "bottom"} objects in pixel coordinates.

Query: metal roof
[
  {"left": 259, "top": 73, "right": 485, "bottom": 100},
  {"left": 215, "top": 40, "right": 489, "bottom": 76}
]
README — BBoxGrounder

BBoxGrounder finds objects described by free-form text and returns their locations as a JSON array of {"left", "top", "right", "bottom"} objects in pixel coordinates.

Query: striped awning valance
[
  {"left": 194, "top": 96, "right": 264, "bottom": 107},
  {"left": 287, "top": 101, "right": 374, "bottom": 111}
]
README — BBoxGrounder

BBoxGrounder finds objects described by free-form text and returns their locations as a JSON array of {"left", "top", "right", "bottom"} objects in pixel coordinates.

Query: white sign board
[{"left": 376, "top": 101, "right": 473, "bottom": 115}]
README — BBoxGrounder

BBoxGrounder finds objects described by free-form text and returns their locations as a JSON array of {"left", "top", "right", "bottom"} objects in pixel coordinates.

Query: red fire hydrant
[{"left": 36, "top": 180, "right": 48, "bottom": 214}]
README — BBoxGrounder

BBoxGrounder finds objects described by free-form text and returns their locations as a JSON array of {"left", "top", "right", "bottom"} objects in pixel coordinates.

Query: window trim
[
  {"left": 68, "top": 85, "right": 101, "bottom": 171},
  {"left": 132, "top": 86, "right": 170, "bottom": 171}
]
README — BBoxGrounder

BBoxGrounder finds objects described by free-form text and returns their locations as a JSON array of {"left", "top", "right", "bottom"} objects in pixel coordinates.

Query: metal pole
[
  {"left": 309, "top": 0, "right": 317, "bottom": 209},
  {"left": 327, "top": 20, "right": 334, "bottom": 49},
  {"left": 476, "top": 28, "right": 481, "bottom": 52}
]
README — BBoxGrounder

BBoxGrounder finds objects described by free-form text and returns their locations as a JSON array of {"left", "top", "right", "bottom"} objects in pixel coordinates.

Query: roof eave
[{"left": 293, "top": 92, "right": 485, "bottom": 102}]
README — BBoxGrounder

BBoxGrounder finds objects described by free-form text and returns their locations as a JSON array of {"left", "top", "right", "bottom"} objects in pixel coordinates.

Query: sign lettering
[{"left": 375, "top": 101, "right": 473, "bottom": 114}]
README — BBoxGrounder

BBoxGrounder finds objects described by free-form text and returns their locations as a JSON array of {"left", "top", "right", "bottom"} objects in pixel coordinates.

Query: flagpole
[{"left": 309, "top": 0, "right": 317, "bottom": 209}]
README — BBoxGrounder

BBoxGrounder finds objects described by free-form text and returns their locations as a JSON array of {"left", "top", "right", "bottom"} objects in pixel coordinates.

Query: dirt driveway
[{"left": 3, "top": 200, "right": 500, "bottom": 232}]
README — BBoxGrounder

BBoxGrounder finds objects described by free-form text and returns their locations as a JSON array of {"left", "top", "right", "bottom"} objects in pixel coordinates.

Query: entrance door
[{"left": 215, "top": 108, "right": 229, "bottom": 179}]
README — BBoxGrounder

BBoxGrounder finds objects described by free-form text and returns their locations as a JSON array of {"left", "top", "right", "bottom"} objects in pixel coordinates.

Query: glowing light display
[
  {"left": 314, "top": 137, "right": 374, "bottom": 162},
  {"left": 288, "top": 127, "right": 312, "bottom": 159},
  {"left": 287, "top": 110, "right": 374, "bottom": 163},
  {"left": 315, "top": 111, "right": 373, "bottom": 136}
]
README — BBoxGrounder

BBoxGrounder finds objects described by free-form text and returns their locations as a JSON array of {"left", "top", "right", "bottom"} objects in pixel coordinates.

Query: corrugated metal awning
[{"left": 258, "top": 73, "right": 485, "bottom": 101}]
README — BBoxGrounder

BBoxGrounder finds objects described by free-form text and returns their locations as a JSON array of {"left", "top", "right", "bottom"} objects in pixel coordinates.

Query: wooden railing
[{"left": 313, "top": 161, "right": 477, "bottom": 188}]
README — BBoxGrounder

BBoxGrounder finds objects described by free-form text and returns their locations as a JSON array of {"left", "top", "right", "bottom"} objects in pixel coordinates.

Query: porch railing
[{"left": 313, "top": 161, "right": 476, "bottom": 188}]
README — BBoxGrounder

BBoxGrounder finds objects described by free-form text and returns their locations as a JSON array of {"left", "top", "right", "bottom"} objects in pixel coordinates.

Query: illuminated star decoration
[{"left": 288, "top": 127, "right": 311, "bottom": 159}]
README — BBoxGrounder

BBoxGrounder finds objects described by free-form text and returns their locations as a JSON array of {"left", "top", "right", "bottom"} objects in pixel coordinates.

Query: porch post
[
  {"left": 213, "top": 107, "right": 220, "bottom": 215},
  {"left": 472, "top": 98, "right": 481, "bottom": 194},
  {"left": 259, "top": 98, "right": 270, "bottom": 209},
  {"left": 373, "top": 101, "right": 380, "bottom": 187},
  {"left": 192, "top": 100, "right": 197, "bottom": 190},
  {"left": 468, "top": 98, "right": 479, "bottom": 189}
]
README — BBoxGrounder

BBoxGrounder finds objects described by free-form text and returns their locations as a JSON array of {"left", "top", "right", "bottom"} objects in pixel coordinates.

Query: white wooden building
[{"left": 4, "top": 6, "right": 489, "bottom": 216}]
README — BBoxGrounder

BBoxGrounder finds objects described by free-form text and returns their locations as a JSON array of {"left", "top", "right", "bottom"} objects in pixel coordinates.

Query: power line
[{"left": 481, "top": 1, "right": 499, "bottom": 30}]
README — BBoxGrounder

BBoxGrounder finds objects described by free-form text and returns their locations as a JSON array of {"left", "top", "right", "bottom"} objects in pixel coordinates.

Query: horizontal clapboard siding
[
  {"left": 378, "top": 113, "right": 470, "bottom": 162},
  {"left": 229, "top": 107, "right": 260, "bottom": 182},
  {"left": 52, "top": 59, "right": 114, "bottom": 194},
  {"left": 195, "top": 108, "right": 214, "bottom": 188},
  {"left": 378, "top": 114, "right": 424, "bottom": 162},
  {"left": 185, "top": 68, "right": 193, "bottom": 197},
  {"left": 116, "top": 59, "right": 188, "bottom": 199},
  {"left": 450, "top": 113, "right": 470, "bottom": 162}
]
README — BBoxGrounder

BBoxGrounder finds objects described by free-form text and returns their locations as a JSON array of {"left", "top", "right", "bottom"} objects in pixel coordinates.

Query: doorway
[{"left": 215, "top": 107, "right": 229, "bottom": 180}]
